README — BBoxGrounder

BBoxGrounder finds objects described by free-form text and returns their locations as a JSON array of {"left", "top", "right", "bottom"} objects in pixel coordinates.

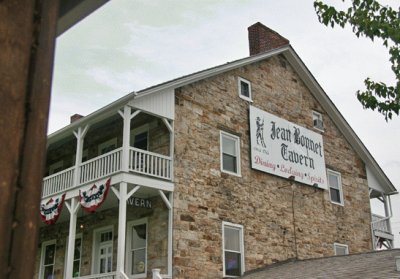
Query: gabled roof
[
  {"left": 48, "top": 44, "right": 396, "bottom": 194},
  {"left": 241, "top": 249, "right": 400, "bottom": 278}
]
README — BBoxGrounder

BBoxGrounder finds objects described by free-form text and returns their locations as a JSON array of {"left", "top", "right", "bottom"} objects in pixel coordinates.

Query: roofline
[
  {"left": 48, "top": 45, "right": 396, "bottom": 194},
  {"left": 283, "top": 47, "right": 397, "bottom": 194}
]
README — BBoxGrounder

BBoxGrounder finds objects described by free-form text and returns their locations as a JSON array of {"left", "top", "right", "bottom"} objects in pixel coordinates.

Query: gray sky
[{"left": 51, "top": 0, "right": 400, "bottom": 245}]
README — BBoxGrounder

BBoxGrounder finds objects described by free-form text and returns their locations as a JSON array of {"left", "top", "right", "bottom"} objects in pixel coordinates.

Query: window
[
  {"left": 327, "top": 169, "right": 343, "bottom": 205},
  {"left": 220, "top": 131, "right": 241, "bottom": 176},
  {"left": 64, "top": 235, "right": 82, "bottom": 278},
  {"left": 92, "top": 227, "right": 113, "bottom": 274},
  {"left": 130, "top": 125, "right": 149, "bottom": 151},
  {"left": 334, "top": 243, "right": 349, "bottom": 255},
  {"left": 312, "top": 111, "right": 324, "bottom": 131},
  {"left": 238, "top": 77, "right": 252, "bottom": 102},
  {"left": 49, "top": 160, "right": 63, "bottom": 175},
  {"left": 222, "top": 222, "right": 244, "bottom": 277},
  {"left": 39, "top": 240, "right": 56, "bottom": 279},
  {"left": 126, "top": 219, "right": 148, "bottom": 278},
  {"left": 98, "top": 138, "right": 117, "bottom": 155}
]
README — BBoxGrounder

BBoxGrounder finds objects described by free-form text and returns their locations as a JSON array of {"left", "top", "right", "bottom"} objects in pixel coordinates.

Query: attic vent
[{"left": 312, "top": 111, "right": 324, "bottom": 131}]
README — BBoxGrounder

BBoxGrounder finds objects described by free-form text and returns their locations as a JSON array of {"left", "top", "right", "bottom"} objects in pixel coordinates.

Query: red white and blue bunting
[
  {"left": 79, "top": 178, "right": 111, "bottom": 212},
  {"left": 40, "top": 193, "right": 66, "bottom": 225}
]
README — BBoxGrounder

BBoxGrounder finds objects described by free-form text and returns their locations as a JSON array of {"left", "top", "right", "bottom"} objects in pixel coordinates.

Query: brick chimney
[
  {"left": 248, "top": 22, "right": 289, "bottom": 56},
  {"left": 70, "top": 113, "right": 83, "bottom": 123}
]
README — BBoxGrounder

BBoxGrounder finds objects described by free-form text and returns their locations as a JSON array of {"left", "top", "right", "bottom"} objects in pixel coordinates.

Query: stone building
[{"left": 35, "top": 22, "right": 397, "bottom": 279}]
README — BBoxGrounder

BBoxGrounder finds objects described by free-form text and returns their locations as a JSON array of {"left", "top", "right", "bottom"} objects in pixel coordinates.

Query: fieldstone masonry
[{"left": 173, "top": 55, "right": 371, "bottom": 278}]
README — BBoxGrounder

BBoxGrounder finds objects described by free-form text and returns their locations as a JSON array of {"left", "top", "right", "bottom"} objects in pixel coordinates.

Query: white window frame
[
  {"left": 98, "top": 137, "right": 117, "bottom": 155},
  {"left": 64, "top": 233, "right": 83, "bottom": 278},
  {"left": 39, "top": 239, "right": 57, "bottom": 279},
  {"left": 130, "top": 124, "right": 149, "bottom": 150},
  {"left": 126, "top": 218, "right": 148, "bottom": 278},
  {"left": 92, "top": 226, "right": 114, "bottom": 275},
  {"left": 238, "top": 77, "right": 252, "bottom": 102},
  {"left": 327, "top": 169, "right": 344, "bottom": 206},
  {"left": 334, "top": 243, "right": 349, "bottom": 255},
  {"left": 222, "top": 222, "right": 245, "bottom": 277},
  {"left": 220, "top": 131, "right": 241, "bottom": 177},
  {"left": 312, "top": 111, "right": 324, "bottom": 132}
]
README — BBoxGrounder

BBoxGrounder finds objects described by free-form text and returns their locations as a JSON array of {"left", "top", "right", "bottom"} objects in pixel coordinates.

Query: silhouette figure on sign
[{"left": 256, "top": 116, "right": 266, "bottom": 148}]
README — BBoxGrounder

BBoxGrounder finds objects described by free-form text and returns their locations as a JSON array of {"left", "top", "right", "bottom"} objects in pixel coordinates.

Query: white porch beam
[
  {"left": 168, "top": 192, "right": 173, "bottom": 277},
  {"left": 111, "top": 186, "right": 120, "bottom": 200},
  {"left": 73, "top": 125, "right": 89, "bottom": 187},
  {"left": 162, "top": 118, "right": 174, "bottom": 180},
  {"left": 119, "top": 106, "right": 141, "bottom": 172},
  {"left": 158, "top": 190, "right": 171, "bottom": 210},
  {"left": 65, "top": 197, "right": 80, "bottom": 279},
  {"left": 116, "top": 182, "right": 128, "bottom": 275},
  {"left": 127, "top": 185, "right": 141, "bottom": 199}
]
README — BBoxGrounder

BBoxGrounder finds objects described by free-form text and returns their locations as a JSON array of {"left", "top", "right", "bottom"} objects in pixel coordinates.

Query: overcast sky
[{"left": 50, "top": 0, "right": 400, "bottom": 245}]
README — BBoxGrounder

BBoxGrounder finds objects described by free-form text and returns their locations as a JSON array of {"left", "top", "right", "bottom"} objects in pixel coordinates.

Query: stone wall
[
  {"left": 34, "top": 195, "right": 169, "bottom": 279},
  {"left": 173, "top": 55, "right": 372, "bottom": 278}
]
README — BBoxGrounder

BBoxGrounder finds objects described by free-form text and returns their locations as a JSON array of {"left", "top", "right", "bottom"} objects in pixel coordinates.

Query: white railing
[
  {"left": 371, "top": 214, "right": 391, "bottom": 234},
  {"left": 42, "top": 147, "right": 173, "bottom": 197},
  {"left": 129, "top": 147, "right": 172, "bottom": 180},
  {"left": 80, "top": 148, "right": 122, "bottom": 184},
  {"left": 42, "top": 166, "right": 75, "bottom": 197},
  {"left": 78, "top": 272, "right": 116, "bottom": 279}
]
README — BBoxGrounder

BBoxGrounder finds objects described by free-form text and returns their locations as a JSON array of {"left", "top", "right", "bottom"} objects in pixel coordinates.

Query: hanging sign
[
  {"left": 40, "top": 193, "right": 66, "bottom": 225},
  {"left": 249, "top": 106, "right": 328, "bottom": 189},
  {"left": 79, "top": 178, "right": 111, "bottom": 212}
]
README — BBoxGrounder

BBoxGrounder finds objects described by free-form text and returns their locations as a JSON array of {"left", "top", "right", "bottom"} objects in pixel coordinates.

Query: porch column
[
  {"left": 158, "top": 190, "right": 173, "bottom": 277},
  {"left": 383, "top": 194, "right": 392, "bottom": 233},
  {"left": 113, "top": 183, "right": 141, "bottom": 277},
  {"left": 162, "top": 118, "right": 174, "bottom": 180},
  {"left": 118, "top": 106, "right": 141, "bottom": 172},
  {"left": 65, "top": 197, "right": 80, "bottom": 279},
  {"left": 73, "top": 125, "right": 89, "bottom": 187}
]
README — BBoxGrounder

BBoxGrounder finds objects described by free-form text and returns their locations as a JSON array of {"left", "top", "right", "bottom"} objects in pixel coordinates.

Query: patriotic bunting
[
  {"left": 79, "top": 178, "right": 111, "bottom": 212},
  {"left": 40, "top": 193, "right": 66, "bottom": 225}
]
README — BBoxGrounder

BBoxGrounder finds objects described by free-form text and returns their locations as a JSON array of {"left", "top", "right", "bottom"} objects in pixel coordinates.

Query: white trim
[
  {"left": 222, "top": 221, "right": 245, "bottom": 277},
  {"left": 312, "top": 111, "right": 324, "bottom": 132},
  {"left": 220, "top": 131, "right": 241, "bottom": 177},
  {"left": 126, "top": 218, "right": 148, "bottom": 278},
  {"left": 64, "top": 233, "right": 83, "bottom": 278},
  {"left": 39, "top": 239, "right": 57, "bottom": 279},
  {"left": 238, "top": 77, "right": 252, "bottom": 102},
  {"left": 327, "top": 169, "right": 344, "bottom": 206},
  {"left": 92, "top": 225, "right": 114, "bottom": 274},
  {"left": 333, "top": 243, "right": 349, "bottom": 255}
]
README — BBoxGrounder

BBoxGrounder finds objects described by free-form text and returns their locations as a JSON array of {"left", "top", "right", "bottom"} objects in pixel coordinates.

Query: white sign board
[{"left": 250, "top": 106, "right": 328, "bottom": 189}]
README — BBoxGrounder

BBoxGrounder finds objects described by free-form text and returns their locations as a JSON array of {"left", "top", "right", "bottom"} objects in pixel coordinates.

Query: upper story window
[
  {"left": 131, "top": 125, "right": 149, "bottom": 151},
  {"left": 334, "top": 243, "right": 349, "bottom": 255},
  {"left": 312, "top": 111, "right": 324, "bottom": 131},
  {"left": 238, "top": 77, "right": 252, "bottom": 102},
  {"left": 327, "top": 169, "right": 343, "bottom": 205},
  {"left": 220, "top": 131, "right": 241, "bottom": 176},
  {"left": 223, "top": 222, "right": 245, "bottom": 277},
  {"left": 98, "top": 138, "right": 117, "bottom": 155}
]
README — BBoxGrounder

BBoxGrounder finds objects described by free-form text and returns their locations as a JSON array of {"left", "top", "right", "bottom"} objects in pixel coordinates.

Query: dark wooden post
[{"left": 0, "top": 0, "right": 59, "bottom": 278}]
